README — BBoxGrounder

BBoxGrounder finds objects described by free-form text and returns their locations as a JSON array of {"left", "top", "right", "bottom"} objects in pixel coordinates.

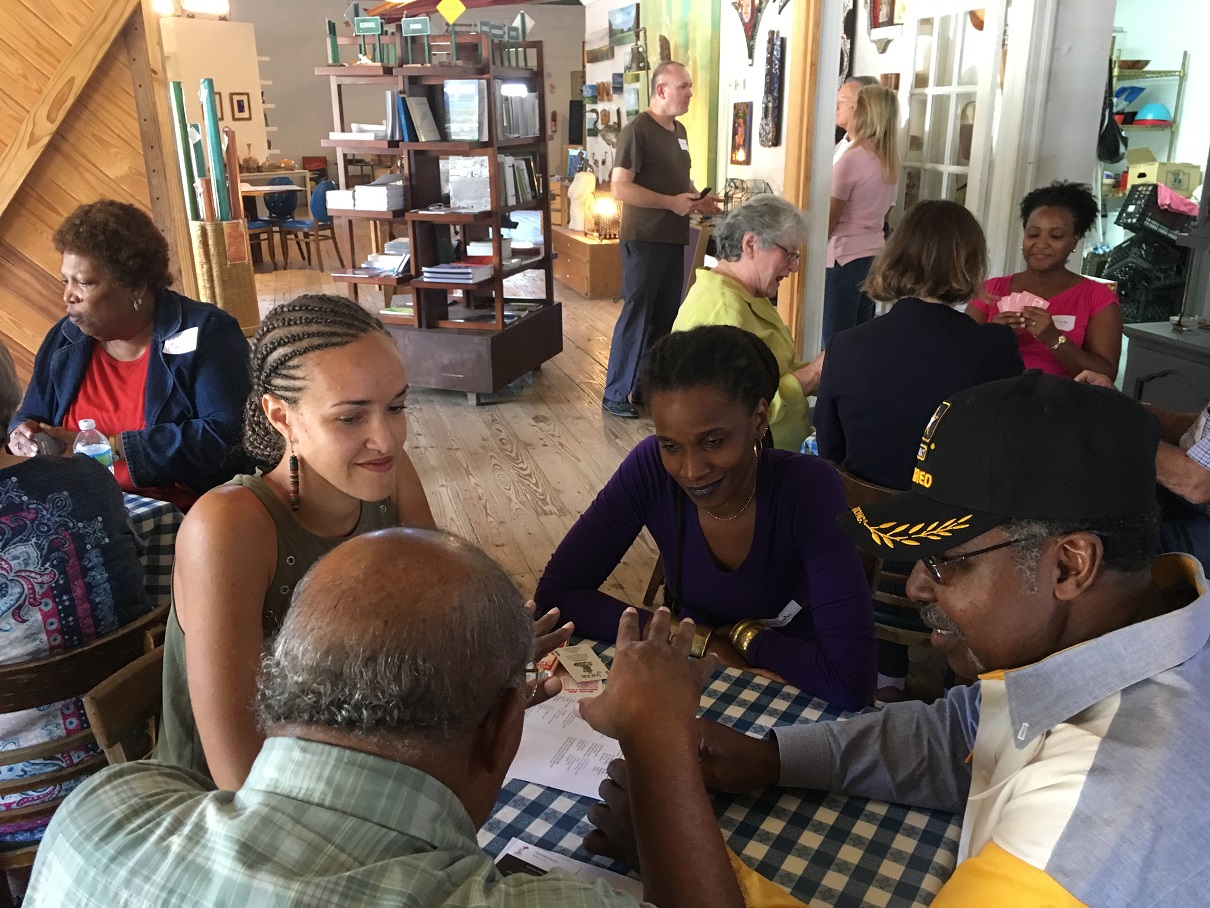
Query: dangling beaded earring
[
  {"left": 288, "top": 445, "right": 301, "bottom": 511},
  {"left": 132, "top": 294, "right": 142, "bottom": 312}
]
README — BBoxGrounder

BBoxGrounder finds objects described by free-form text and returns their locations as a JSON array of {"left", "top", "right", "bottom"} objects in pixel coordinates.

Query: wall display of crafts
[
  {"left": 732, "top": 0, "right": 771, "bottom": 64},
  {"left": 759, "top": 30, "right": 785, "bottom": 147}
]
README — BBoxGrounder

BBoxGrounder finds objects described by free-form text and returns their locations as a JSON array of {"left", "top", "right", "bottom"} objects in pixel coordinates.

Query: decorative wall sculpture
[
  {"left": 731, "top": 0, "right": 770, "bottom": 65},
  {"left": 758, "top": 30, "right": 785, "bottom": 147}
]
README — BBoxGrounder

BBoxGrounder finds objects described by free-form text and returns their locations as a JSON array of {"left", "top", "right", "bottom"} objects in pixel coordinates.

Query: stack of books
[
  {"left": 421, "top": 261, "right": 495, "bottom": 283},
  {"left": 385, "top": 90, "right": 444, "bottom": 143},
  {"left": 364, "top": 253, "right": 409, "bottom": 276},
  {"left": 498, "top": 154, "right": 540, "bottom": 206},
  {"left": 325, "top": 189, "right": 355, "bottom": 210},
  {"left": 334, "top": 252, "right": 409, "bottom": 280},
  {"left": 354, "top": 181, "right": 405, "bottom": 211},
  {"left": 330, "top": 123, "right": 388, "bottom": 142},
  {"left": 467, "top": 238, "right": 510, "bottom": 257},
  {"left": 384, "top": 237, "right": 410, "bottom": 256},
  {"left": 494, "top": 83, "right": 540, "bottom": 139}
]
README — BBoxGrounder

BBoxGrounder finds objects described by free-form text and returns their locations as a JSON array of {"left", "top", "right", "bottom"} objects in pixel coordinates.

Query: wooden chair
[
  {"left": 0, "top": 604, "right": 168, "bottom": 879},
  {"left": 281, "top": 179, "right": 346, "bottom": 270},
  {"left": 83, "top": 645, "right": 165, "bottom": 765},
  {"left": 247, "top": 218, "right": 278, "bottom": 268},
  {"left": 680, "top": 222, "right": 714, "bottom": 302},
  {"left": 838, "top": 469, "right": 931, "bottom": 648},
  {"left": 642, "top": 559, "right": 666, "bottom": 608}
]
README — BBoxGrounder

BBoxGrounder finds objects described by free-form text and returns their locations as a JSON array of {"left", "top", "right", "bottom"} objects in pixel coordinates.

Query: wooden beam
[
  {"left": 123, "top": 2, "right": 198, "bottom": 298},
  {"left": 0, "top": 0, "right": 141, "bottom": 222},
  {"left": 778, "top": 0, "right": 822, "bottom": 345}
]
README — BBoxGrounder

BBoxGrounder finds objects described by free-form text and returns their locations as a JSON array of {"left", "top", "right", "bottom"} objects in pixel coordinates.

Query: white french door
[{"left": 895, "top": 0, "right": 1007, "bottom": 227}]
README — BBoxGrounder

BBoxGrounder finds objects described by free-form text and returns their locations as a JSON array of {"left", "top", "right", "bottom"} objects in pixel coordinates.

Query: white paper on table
[
  {"left": 505, "top": 692, "right": 621, "bottom": 799},
  {"left": 493, "top": 838, "right": 645, "bottom": 900}
]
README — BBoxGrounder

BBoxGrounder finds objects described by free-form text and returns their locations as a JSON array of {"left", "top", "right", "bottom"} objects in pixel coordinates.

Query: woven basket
[{"left": 189, "top": 220, "right": 260, "bottom": 336}]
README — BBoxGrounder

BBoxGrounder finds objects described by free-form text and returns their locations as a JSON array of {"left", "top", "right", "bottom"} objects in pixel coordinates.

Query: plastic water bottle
[{"left": 73, "top": 419, "right": 114, "bottom": 472}]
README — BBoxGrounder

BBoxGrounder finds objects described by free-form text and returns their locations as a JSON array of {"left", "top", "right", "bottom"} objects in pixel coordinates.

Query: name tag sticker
[
  {"left": 1052, "top": 315, "right": 1076, "bottom": 331},
  {"left": 554, "top": 643, "right": 609, "bottom": 683},
  {"left": 678, "top": 138, "right": 689, "bottom": 151},
  {"left": 762, "top": 600, "right": 802, "bottom": 629},
  {"left": 163, "top": 327, "right": 198, "bottom": 355}
]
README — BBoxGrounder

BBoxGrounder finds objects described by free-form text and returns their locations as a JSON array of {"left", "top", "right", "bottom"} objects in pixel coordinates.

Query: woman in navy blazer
[
  {"left": 814, "top": 200, "right": 1022, "bottom": 702},
  {"left": 815, "top": 200, "right": 1023, "bottom": 490},
  {"left": 8, "top": 201, "right": 250, "bottom": 504}
]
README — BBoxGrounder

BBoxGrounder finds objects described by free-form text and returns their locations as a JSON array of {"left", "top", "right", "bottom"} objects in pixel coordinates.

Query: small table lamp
[{"left": 587, "top": 189, "right": 620, "bottom": 240}]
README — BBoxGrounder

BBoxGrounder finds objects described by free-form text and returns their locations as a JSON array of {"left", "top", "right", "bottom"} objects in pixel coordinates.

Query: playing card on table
[{"left": 554, "top": 643, "right": 610, "bottom": 683}]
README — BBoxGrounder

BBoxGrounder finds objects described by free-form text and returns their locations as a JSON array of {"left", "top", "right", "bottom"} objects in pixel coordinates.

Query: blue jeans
[
  {"left": 823, "top": 255, "right": 876, "bottom": 347},
  {"left": 603, "top": 241, "right": 685, "bottom": 404}
]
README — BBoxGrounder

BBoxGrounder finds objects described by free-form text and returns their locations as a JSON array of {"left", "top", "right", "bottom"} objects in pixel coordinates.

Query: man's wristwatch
[{"left": 1049, "top": 333, "right": 1069, "bottom": 352}]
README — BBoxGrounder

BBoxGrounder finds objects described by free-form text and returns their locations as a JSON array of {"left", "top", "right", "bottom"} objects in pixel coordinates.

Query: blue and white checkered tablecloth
[
  {"left": 480, "top": 642, "right": 961, "bottom": 907},
  {"left": 123, "top": 493, "right": 184, "bottom": 609}
]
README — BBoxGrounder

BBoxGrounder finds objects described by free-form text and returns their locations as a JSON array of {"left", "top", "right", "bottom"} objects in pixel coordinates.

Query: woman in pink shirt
[
  {"left": 969, "top": 181, "right": 1122, "bottom": 378},
  {"left": 823, "top": 84, "right": 899, "bottom": 345}
]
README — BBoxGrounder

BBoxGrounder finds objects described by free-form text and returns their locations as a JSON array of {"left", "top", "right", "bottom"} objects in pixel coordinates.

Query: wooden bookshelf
[{"left": 320, "top": 30, "right": 558, "bottom": 404}]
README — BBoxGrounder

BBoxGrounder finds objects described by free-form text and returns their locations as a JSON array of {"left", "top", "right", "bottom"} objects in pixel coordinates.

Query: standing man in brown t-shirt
[{"left": 602, "top": 61, "right": 721, "bottom": 419}]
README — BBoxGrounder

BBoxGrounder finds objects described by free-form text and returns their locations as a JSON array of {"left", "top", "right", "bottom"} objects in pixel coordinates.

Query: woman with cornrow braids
[
  {"left": 156, "top": 294, "right": 438, "bottom": 788},
  {"left": 536, "top": 325, "right": 876, "bottom": 710}
]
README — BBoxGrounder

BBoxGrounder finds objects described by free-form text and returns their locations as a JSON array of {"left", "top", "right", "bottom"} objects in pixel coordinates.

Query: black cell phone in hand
[
  {"left": 697, "top": 186, "right": 713, "bottom": 199},
  {"left": 32, "top": 432, "right": 67, "bottom": 456}
]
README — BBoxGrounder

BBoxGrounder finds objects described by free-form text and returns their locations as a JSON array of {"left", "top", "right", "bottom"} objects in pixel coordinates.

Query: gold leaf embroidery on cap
[{"left": 851, "top": 508, "right": 973, "bottom": 549}]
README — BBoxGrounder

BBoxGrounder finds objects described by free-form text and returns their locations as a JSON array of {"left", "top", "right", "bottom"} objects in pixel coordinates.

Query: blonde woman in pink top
[
  {"left": 823, "top": 84, "right": 899, "bottom": 345},
  {"left": 969, "top": 181, "right": 1122, "bottom": 378}
]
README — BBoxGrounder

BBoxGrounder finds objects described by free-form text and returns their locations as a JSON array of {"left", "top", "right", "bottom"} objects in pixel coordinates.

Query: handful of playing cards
[
  {"left": 537, "top": 642, "right": 609, "bottom": 696},
  {"left": 996, "top": 290, "right": 1049, "bottom": 314}
]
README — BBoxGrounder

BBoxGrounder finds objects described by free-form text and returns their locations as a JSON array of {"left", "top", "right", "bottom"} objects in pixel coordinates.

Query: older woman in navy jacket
[{"left": 7, "top": 200, "right": 249, "bottom": 508}]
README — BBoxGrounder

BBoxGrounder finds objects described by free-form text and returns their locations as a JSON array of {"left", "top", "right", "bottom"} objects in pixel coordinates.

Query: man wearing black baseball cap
[{"left": 584, "top": 373, "right": 1210, "bottom": 905}]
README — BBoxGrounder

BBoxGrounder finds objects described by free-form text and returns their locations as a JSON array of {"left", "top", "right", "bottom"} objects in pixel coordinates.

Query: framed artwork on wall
[
  {"left": 730, "top": 101, "right": 753, "bottom": 165},
  {"left": 870, "top": 0, "right": 905, "bottom": 29},
  {"left": 585, "top": 44, "right": 614, "bottom": 64},
  {"left": 230, "top": 92, "right": 252, "bottom": 122},
  {"left": 566, "top": 145, "right": 588, "bottom": 182},
  {"left": 608, "top": 5, "right": 639, "bottom": 46}
]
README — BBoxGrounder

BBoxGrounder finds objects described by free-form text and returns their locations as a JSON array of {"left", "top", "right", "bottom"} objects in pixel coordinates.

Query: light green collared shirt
[
  {"left": 673, "top": 268, "right": 811, "bottom": 452},
  {"left": 27, "top": 736, "right": 647, "bottom": 908}
]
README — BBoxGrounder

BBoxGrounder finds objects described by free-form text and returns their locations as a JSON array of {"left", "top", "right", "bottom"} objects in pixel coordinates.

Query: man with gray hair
[{"left": 28, "top": 528, "right": 680, "bottom": 907}]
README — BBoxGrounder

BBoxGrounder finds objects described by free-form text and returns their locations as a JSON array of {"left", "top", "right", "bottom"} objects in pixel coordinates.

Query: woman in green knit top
[{"left": 672, "top": 196, "right": 814, "bottom": 451}]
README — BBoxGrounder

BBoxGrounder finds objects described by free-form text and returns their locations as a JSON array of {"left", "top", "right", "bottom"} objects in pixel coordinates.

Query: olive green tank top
[{"left": 156, "top": 472, "right": 396, "bottom": 778}]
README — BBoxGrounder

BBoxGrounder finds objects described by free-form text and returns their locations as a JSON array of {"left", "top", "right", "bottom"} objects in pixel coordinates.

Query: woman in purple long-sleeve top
[{"left": 536, "top": 326, "right": 876, "bottom": 710}]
